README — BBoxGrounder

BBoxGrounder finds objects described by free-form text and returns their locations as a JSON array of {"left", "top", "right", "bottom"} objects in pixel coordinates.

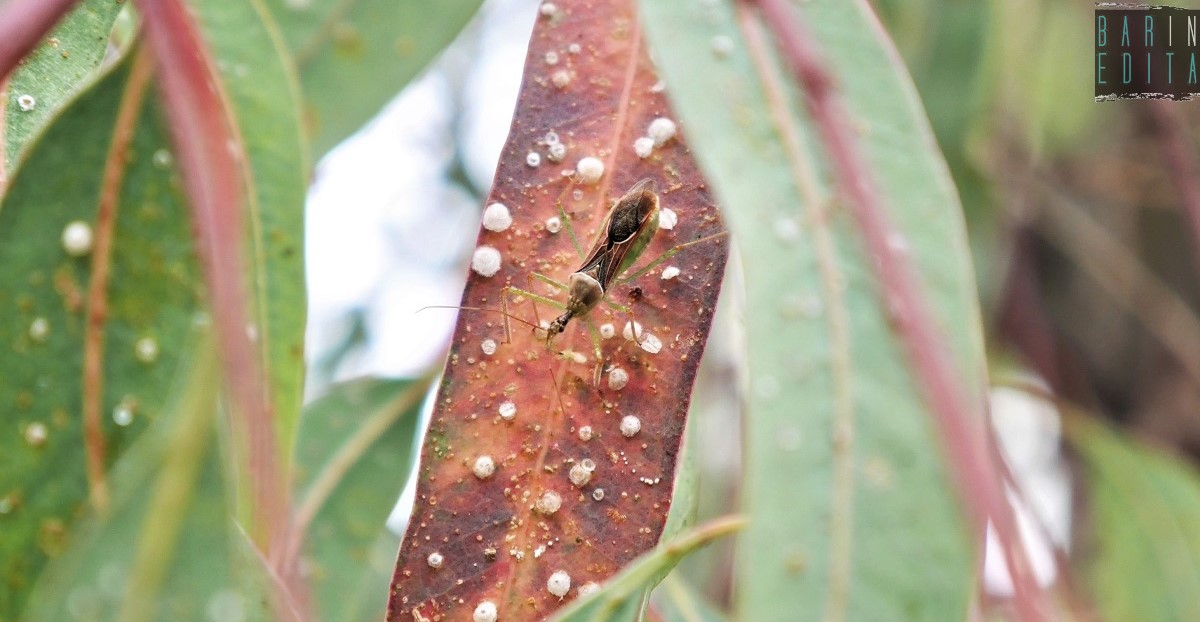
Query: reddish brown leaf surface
[{"left": 386, "top": 1, "right": 729, "bottom": 620}]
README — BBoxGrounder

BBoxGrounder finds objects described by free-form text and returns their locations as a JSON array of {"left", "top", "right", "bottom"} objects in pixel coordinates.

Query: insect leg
[{"left": 613, "top": 231, "right": 729, "bottom": 286}]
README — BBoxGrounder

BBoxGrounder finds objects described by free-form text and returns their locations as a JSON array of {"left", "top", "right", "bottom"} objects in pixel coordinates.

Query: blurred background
[{"left": 303, "top": 0, "right": 1198, "bottom": 611}]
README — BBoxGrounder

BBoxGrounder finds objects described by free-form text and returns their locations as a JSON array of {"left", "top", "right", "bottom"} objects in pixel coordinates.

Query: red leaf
[{"left": 387, "top": 1, "right": 729, "bottom": 620}]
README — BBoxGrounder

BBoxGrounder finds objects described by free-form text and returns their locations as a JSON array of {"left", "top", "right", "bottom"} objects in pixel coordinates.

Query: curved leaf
[
  {"left": 189, "top": 0, "right": 310, "bottom": 457},
  {"left": 1068, "top": 415, "right": 1200, "bottom": 622},
  {"left": 293, "top": 376, "right": 429, "bottom": 622},
  {"left": 552, "top": 517, "right": 743, "bottom": 622},
  {"left": 387, "top": 2, "right": 730, "bottom": 619},
  {"left": 3, "top": 0, "right": 125, "bottom": 175},
  {"left": 0, "top": 52, "right": 200, "bottom": 618},
  {"left": 264, "top": 0, "right": 483, "bottom": 155},
  {"left": 641, "top": 0, "right": 983, "bottom": 619}
]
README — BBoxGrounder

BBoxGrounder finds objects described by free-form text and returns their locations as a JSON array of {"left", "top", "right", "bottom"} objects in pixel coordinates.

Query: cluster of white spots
[
  {"left": 578, "top": 582, "right": 601, "bottom": 597},
  {"left": 577, "top": 425, "right": 593, "bottom": 441},
  {"left": 498, "top": 400, "right": 517, "bottom": 420},
  {"left": 112, "top": 400, "right": 134, "bottom": 426},
  {"left": 152, "top": 148, "right": 174, "bottom": 169},
  {"left": 591, "top": 488, "right": 605, "bottom": 501},
  {"left": 633, "top": 137, "right": 655, "bottom": 159},
  {"left": 16, "top": 94, "right": 36, "bottom": 111},
  {"left": 576, "top": 157, "right": 604, "bottom": 184},
  {"left": 24, "top": 422, "right": 48, "bottom": 448},
  {"left": 61, "top": 221, "right": 94, "bottom": 256},
  {"left": 134, "top": 337, "right": 159, "bottom": 364},
  {"left": 473, "top": 600, "right": 498, "bottom": 622},
  {"left": 29, "top": 317, "right": 49, "bottom": 342},
  {"left": 632, "top": 117, "right": 677, "bottom": 159},
  {"left": 660, "top": 266, "right": 681, "bottom": 280},
  {"left": 658, "top": 207, "right": 678, "bottom": 230},
  {"left": 545, "top": 216, "right": 562, "bottom": 233},
  {"left": 535, "top": 490, "right": 562, "bottom": 515},
  {"left": 482, "top": 202, "right": 512, "bottom": 232},
  {"left": 544, "top": 51, "right": 559, "bottom": 65},
  {"left": 481, "top": 338, "right": 497, "bottom": 356},
  {"left": 648, "top": 117, "right": 677, "bottom": 146},
  {"left": 552, "top": 70, "right": 571, "bottom": 89},
  {"left": 539, "top": 2, "right": 557, "bottom": 17},
  {"left": 599, "top": 323, "right": 615, "bottom": 339},
  {"left": 607, "top": 367, "right": 629, "bottom": 390},
  {"left": 526, "top": 151, "right": 542, "bottom": 167},
  {"left": 712, "top": 34, "right": 735, "bottom": 57},
  {"left": 620, "top": 415, "right": 642, "bottom": 438},
  {"left": 548, "top": 140, "right": 567, "bottom": 161},
  {"left": 473, "top": 455, "right": 496, "bottom": 479},
  {"left": 569, "top": 459, "right": 596, "bottom": 487},
  {"left": 426, "top": 551, "right": 444, "bottom": 569},
  {"left": 471, "top": 246, "right": 502, "bottom": 277},
  {"left": 547, "top": 570, "right": 571, "bottom": 598},
  {"left": 640, "top": 476, "right": 662, "bottom": 486}
]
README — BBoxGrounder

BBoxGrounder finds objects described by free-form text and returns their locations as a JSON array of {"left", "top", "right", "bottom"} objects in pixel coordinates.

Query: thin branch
[
  {"left": 135, "top": 0, "right": 293, "bottom": 609},
  {"left": 0, "top": 0, "right": 78, "bottom": 82},
  {"left": 747, "top": 0, "right": 1049, "bottom": 619},
  {"left": 81, "top": 44, "right": 155, "bottom": 514}
]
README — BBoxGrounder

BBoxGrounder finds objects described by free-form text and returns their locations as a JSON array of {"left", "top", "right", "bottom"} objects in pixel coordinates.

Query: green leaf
[
  {"left": 552, "top": 517, "right": 744, "bottom": 622},
  {"left": 263, "top": 0, "right": 483, "bottom": 155},
  {"left": 0, "top": 53, "right": 200, "bottom": 618},
  {"left": 4, "top": 0, "right": 125, "bottom": 175},
  {"left": 651, "top": 574, "right": 730, "bottom": 622},
  {"left": 293, "top": 376, "right": 430, "bottom": 622},
  {"left": 189, "top": 0, "right": 310, "bottom": 455},
  {"left": 1068, "top": 415, "right": 1200, "bottom": 622},
  {"left": 641, "top": 0, "right": 984, "bottom": 619},
  {"left": 21, "top": 346, "right": 271, "bottom": 622}
]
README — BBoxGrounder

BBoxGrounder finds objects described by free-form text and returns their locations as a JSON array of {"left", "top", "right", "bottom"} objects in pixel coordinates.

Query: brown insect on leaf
[{"left": 386, "top": 1, "right": 730, "bottom": 620}]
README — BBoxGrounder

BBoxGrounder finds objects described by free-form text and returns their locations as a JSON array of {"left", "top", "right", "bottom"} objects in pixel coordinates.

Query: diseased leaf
[
  {"left": 641, "top": 0, "right": 982, "bottom": 619},
  {"left": 189, "top": 0, "right": 309, "bottom": 457},
  {"left": 0, "top": 53, "right": 200, "bottom": 618},
  {"left": 294, "top": 377, "right": 429, "bottom": 622},
  {"left": 1068, "top": 415, "right": 1200, "bottom": 622},
  {"left": 264, "top": 0, "right": 483, "bottom": 155},
  {"left": 386, "top": 2, "right": 730, "bottom": 619},
  {"left": 4, "top": 0, "right": 125, "bottom": 175},
  {"left": 551, "top": 517, "right": 743, "bottom": 622}
]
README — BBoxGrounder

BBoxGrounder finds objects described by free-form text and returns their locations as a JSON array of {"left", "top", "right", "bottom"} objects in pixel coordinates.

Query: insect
[
  {"left": 448, "top": 178, "right": 722, "bottom": 386},
  {"left": 542, "top": 178, "right": 660, "bottom": 340}
]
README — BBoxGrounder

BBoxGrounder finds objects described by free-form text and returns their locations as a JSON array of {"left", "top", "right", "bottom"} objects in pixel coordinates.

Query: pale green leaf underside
[{"left": 641, "top": 0, "right": 985, "bottom": 619}]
